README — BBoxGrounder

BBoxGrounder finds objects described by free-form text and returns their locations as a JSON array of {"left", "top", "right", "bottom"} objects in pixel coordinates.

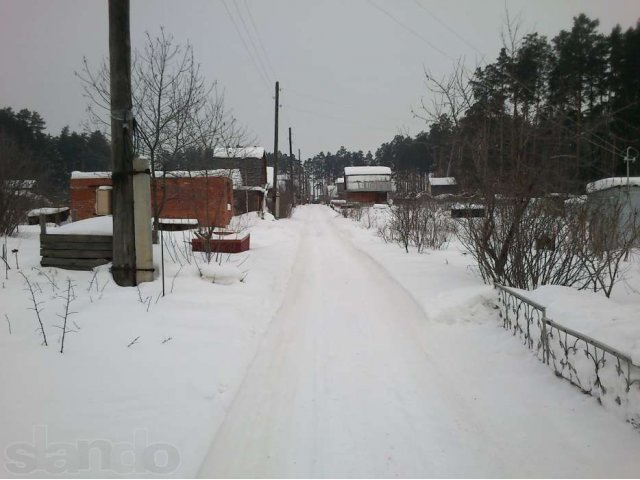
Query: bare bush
[
  {"left": 0, "top": 134, "right": 38, "bottom": 236},
  {"left": 388, "top": 201, "right": 455, "bottom": 253},
  {"left": 457, "top": 194, "right": 639, "bottom": 297}
]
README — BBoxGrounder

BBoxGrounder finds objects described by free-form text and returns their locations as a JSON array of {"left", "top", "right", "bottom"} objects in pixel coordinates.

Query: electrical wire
[
  {"left": 232, "top": 0, "right": 273, "bottom": 84},
  {"left": 369, "top": 0, "right": 629, "bottom": 163},
  {"left": 220, "top": 0, "right": 272, "bottom": 93}
]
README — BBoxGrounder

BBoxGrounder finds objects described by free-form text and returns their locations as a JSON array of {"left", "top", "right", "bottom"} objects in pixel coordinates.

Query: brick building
[
  {"left": 210, "top": 147, "right": 268, "bottom": 214},
  {"left": 70, "top": 171, "right": 234, "bottom": 228}
]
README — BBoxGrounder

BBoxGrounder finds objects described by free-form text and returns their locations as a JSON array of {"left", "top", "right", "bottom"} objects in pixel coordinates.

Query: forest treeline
[
  {"left": 306, "top": 14, "right": 640, "bottom": 195},
  {"left": 0, "top": 107, "right": 110, "bottom": 202},
  {"left": 2, "top": 14, "right": 639, "bottom": 202}
]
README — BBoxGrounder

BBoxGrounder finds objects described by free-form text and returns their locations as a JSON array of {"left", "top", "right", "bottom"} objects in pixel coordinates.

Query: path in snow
[{"left": 199, "top": 205, "right": 640, "bottom": 478}]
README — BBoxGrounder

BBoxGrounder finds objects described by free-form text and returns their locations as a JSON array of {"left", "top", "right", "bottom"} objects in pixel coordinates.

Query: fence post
[
  {"left": 39, "top": 214, "right": 47, "bottom": 235},
  {"left": 541, "top": 308, "right": 550, "bottom": 365}
]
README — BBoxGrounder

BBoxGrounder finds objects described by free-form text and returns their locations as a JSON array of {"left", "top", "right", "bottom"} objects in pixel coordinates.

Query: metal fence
[{"left": 496, "top": 283, "right": 640, "bottom": 427}]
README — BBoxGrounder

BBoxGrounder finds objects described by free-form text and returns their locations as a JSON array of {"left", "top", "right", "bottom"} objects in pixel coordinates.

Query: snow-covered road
[{"left": 199, "top": 206, "right": 640, "bottom": 478}]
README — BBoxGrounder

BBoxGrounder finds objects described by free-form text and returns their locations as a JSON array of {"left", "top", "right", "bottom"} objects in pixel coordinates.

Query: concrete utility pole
[
  {"left": 288, "top": 127, "right": 295, "bottom": 207},
  {"left": 272, "top": 81, "right": 280, "bottom": 218},
  {"left": 109, "top": 0, "right": 137, "bottom": 286}
]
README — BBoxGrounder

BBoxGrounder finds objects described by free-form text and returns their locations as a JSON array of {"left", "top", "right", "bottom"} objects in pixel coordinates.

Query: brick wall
[
  {"left": 70, "top": 176, "right": 234, "bottom": 227},
  {"left": 70, "top": 177, "right": 112, "bottom": 221}
]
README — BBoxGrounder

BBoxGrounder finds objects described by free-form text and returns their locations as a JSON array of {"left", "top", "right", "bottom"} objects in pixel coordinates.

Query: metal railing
[{"left": 495, "top": 283, "right": 640, "bottom": 427}]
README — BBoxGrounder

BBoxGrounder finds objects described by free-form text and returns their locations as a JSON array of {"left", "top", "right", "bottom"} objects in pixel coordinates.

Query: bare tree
[
  {"left": 78, "top": 28, "right": 247, "bottom": 240},
  {"left": 0, "top": 133, "right": 39, "bottom": 236}
]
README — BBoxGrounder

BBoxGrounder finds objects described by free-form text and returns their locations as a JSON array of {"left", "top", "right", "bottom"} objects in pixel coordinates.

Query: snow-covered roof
[
  {"left": 212, "top": 147, "right": 265, "bottom": 159},
  {"left": 335, "top": 177, "right": 345, "bottom": 184},
  {"left": 158, "top": 218, "right": 198, "bottom": 225},
  {"left": 344, "top": 166, "right": 391, "bottom": 176},
  {"left": 429, "top": 177, "right": 457, "bottom": 186},
  {"left": 586, "top": 177, "right": 640, "bottom": 193},
  {"left": 165, "top": 169, "right": 243, "bottom": 188},
  {"left": 51, "top": 215, "right": 113, "bottom": 235},
  {"left": 27, "top": 207, "right": 69, "bottom": 217},
  {"left": 71, "top": 170, "right": 243, "bottom": 187},
  {"left": 71, "top": 171, "right": 111, "bottom": 179}
]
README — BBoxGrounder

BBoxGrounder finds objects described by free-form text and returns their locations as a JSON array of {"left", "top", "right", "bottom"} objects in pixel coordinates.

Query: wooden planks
[{"left": 40, "top": 234, "right": 113, "bottom": 271}]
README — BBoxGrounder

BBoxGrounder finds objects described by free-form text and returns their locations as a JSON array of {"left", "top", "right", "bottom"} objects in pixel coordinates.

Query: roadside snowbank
[{"left": 0, "top": 211, "right": 302, "bottom": 477}]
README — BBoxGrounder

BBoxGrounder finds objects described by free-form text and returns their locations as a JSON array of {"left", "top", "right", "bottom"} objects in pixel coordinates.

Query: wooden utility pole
[
  {"left": 288, "top": 127, "right": 295, "bottom": 207},
  {"left": 272, "top": 81, "right": 279, "bottom": 218},
  {"left": 109, "top": 0, "right": 137, "bottom": 286}
]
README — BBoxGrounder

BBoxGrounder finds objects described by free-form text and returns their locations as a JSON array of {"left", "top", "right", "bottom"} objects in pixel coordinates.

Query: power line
[
  {"left": 412, "top": 0, "right": 485, "bottom": 59},
  {"left": 232, "top": 0, "right": 273, "bottom": 84},
  {"left": 220, "top": 0, "right": 271, "bottom": 92},
  {"left": 371, "top": 0, "right": 627, "bottom": 161},
  {"left": 242, "top": 0, "right": 277, "bottom": 79},
  {"left": 366, "top": 0, "right": 451, "bottom": 60}
]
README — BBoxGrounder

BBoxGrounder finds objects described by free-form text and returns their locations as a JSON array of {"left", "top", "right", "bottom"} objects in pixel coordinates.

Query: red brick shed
[{"left": 70, "top": 171, "right": 234, "bottom": 227}]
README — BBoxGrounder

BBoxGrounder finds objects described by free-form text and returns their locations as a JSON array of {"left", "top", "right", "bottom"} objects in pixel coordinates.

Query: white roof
[
  {"left": 212, "top": 147, "right": 265, "bottom": 159},
  {"left": 27, "top": 207, "right": 69, "bottom": 217},
  {"left": 71, "top": 171, "right": 111, "bottom": 179},
  {"left": 344, "top": 166, "right": 391, "bottom": 176},
  {"left": 165, "top": 169, "right": 243, "bottom": 188},
  {"left": 335, "top": 178, "right": 345, "bottom": 184},
  {"left": 586, "top": 177, "right": 640, "bottom": 193},
  {"left": 72, "top": 170, "right": 243, "bottom": 187},
  {"left": 429, "top": 177, "right": 457, "bottom": 186}
]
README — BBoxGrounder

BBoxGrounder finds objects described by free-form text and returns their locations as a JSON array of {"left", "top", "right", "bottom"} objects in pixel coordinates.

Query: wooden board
[
  {"left": 40, "top": 241, "right": 113, "bottom": 251},
  {"left": 40, "top": 249, "right": 112, "bottom": 259},
  {"left": 41, "top": 257, "right": 110, "bottom": 271},
  {"left": 40, "top": 234, "right": 113, "bottom": 243}
]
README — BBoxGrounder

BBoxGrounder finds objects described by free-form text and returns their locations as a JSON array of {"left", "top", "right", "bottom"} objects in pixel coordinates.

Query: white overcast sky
[{"left": 0, "top": 0, "right": 638, "bottom": 158}]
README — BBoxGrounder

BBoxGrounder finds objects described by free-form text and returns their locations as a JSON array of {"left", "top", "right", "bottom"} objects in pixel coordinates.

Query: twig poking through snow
[
  {"left": 19, "top": 271, "right": 47, "bottom": 346},
  {"left": 170, "top": 266, "right": 183, "bottom": 293},
  {"left": 33, "top": 267, "right": 58, "bottom": 292},
  {"left": 127, "top": 336, "right": 140, "bottom": 348},
  {"left": 161, "top": 336, "right": 172, "bottom": 344},
  {"left": 4, "top": 314, "right": 11, "bottom": 335},
  {"left": 87, "top": 270, "right": 99, "bottom": 293},
  {"left": 54, "top": 279, "right": 77, "bottom": 354}
]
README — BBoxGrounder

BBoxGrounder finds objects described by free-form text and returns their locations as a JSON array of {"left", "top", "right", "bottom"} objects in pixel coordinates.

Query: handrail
[
  {"left": 495, "top": 283, "right": 637, "bottom": 367},
  {"left": 494, "top": 283, "right": 547, "bottom": 313}
]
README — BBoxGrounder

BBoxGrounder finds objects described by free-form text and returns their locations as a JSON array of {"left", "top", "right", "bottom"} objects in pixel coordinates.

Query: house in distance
[
  {"left": 343, "top": 166, "right": 393, "bottom": 204},
  {"left": 428, "top": 177, "right": 458, "bottom": 197},
  {"left": 209, "top": 147, "right": 268, "bottom": 214}
]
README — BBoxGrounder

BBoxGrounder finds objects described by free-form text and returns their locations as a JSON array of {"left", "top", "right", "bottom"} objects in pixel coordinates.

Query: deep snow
[{"left": 1, "top": 205, "right": 639, "bottom": 477}]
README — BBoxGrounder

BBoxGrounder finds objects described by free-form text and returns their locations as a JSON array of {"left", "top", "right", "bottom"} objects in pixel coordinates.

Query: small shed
[
  {"left": 428, "top": 177, "right": 458, "bottom": 196},
  {"left": 585, "top": 177, "right": 640, "bottom": 245},
  {"left": 343, "top": 166, "right": 393, "bottom": 204},
  {"left": 70, "top": 170, "right": 234, "bottom": 228},
  {"left": 210, "top": 147, "right": 268, "bottom": 214}
]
